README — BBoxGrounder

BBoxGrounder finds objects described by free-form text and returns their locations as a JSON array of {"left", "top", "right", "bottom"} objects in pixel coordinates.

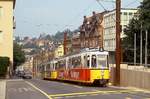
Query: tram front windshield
[{"left": 97, "top": 54, "right": 108, "bottom": 69}]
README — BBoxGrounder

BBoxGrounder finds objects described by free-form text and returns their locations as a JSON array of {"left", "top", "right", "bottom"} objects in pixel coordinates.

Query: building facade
[
  {"left": 0, "top": 0, "right": 16, "bottom": 69},
  {"left": 80, "top": 11, "right": 108, "bottom": 49},
  {"left": 54, "top": 44, "right": 64, "bottom": 58},
  {"left": 103, "top": 8, "right": 137, "bottom": 63},
  {"left": 104, "top": 8, "right": 137, "bottom": 51},
  {"left": 0, "top": 0, "right": 16, "bottom": 74},
  {"left": 72, "top": 32, "right": 80, "bottom": 52},
  {"left": 22, "top": 55, "right": 33, "bottom": 72}
]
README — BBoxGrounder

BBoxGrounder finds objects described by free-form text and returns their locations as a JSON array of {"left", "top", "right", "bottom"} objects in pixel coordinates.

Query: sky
[{"left": 14, "top": 0, "right": 141, "bottom": 37}]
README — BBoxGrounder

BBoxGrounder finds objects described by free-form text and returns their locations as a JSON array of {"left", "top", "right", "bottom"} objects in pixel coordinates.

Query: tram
[{"left": 42, "top": 48, "right": 109, "bottom": 86}]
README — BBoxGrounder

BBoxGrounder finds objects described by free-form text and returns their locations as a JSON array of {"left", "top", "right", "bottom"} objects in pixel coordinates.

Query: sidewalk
[
  {"left": 0, "top": 80, "right": 6, "bottom": 99},
  {"left": 109, "top": 85, "right": 150, "bottom": 93}
]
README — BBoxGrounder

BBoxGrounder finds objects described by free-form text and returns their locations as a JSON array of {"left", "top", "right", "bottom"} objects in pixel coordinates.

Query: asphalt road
[
  {"left": 6, "top": 78, "right": 150, "bottom": 99},
  {"left": 6, "top": 79, "right": 48, "bottom": 99}
]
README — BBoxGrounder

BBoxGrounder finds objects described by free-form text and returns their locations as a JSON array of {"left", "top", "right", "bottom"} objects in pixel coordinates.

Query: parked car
[
  {"left": 17, "top": 71, "right": 25, "bottom": 77},
  {"left": 22, "top": 71, "right": 32, "bottom": 79}
]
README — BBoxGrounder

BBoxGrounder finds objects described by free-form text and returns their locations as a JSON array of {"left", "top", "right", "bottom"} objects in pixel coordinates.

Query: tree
[
  {"left": 122, "top": 0, "right": 150, "bottom": 63},
  {"left": 52, "top": 29, "right": 74, "bottom": 42},
  {"left": 139, "top": 0, "right": 150, "bottom": 29},
  {"left": 13, "top": 42, "right": 25, "bottom": 70},
  {"left": 0, "top": 57, "right": 9, "bottom": 77},
  {"left": 122, "top": 18, "right": 141, "bottom": 62}
]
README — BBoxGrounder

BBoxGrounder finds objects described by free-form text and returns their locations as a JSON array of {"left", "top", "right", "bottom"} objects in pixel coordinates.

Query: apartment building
[
  {"left": 103, "top": 8, "right": 137, "bottom": 63},
  {"left": 80, "top": 11, "right": 108, "bottom": 49},
  {"left": 0, "top": 0, "right": 16, "bottom": 65},
  {"left": 72, "top": 32, "right": 80, "bottom": 52},
  {"left": 54, "top": 44, "right": 64, "bottom": 58}
]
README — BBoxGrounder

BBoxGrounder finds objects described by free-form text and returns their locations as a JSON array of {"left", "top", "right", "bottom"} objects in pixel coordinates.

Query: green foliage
[
  {"left": 139, "top": 0, "right": 150, "bottom": 29},
  {"left": 13, "top": 43, "right": 25, "bottom": 70},
  {"left": 52, "top": 29, "right": 78, "bottom": 42},
  {"left": 122, "top": 0, "right": 150, "bottom": 63},
  {"left": 23, "top": 43, "right": 38, "bottom": 49},
  {"left": 0, "top": 57, "right": 9, "bottom": 76}
]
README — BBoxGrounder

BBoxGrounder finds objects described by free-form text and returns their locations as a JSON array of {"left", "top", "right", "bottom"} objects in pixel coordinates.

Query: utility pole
[
  {"left": 145, "top": 30, "right": 148, "bottom": 67},
  {"left": 64, "top": 32, "right": 67, "bottom": 55},
  {"left": 115, "top": 0, "right": 121, "bottom": 86},
  {"left": 140, "top": 24, "right": 142, "bottom": 65},
  {"left": 134, "top": 33, "right": 136, "bottom": 65}
]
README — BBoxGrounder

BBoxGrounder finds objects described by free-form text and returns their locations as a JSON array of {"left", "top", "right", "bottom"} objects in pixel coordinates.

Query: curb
[
  {"left": 0, "top": 80, "right": 6, "bottom": 99},
  {"left": 109, "top": 85, "right": 150, "bottom": 93}
]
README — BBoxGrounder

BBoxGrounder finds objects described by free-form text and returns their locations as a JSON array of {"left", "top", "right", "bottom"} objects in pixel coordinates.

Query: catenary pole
[
  {"left": 134, "top": 33, "right": 136, "bottom": 65},
  {"left": 115, "top": 0, "right": 121, "bottom": 86},
  {"left": 145, "top": 30, "right": 148, "bottom": 67},
  {"left": 140, "top": 24, "right": 142, "bottom": 65}
]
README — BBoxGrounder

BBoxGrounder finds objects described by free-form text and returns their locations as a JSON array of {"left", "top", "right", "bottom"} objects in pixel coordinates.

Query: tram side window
[
  {"left": 87, "top": 55, "right": 90, "bottom": 68},
  {"left": 55, "top": 63, "right": 59, "bottom": 70},
  {"left": 62, "top": 60, "right": 66, "bottom": 69},
  {"left": 91, "top": 55, "right": 97, "bottom": 68},
  {"left": 58, "top": 60, "right": 66, "bottom": 69},
  {"left": 40, "top": 65, "right": 44, "bottom": 72},
  {"left": 53, "top": 63, "right": 55, "bottom": 70},
  {"left": 72, "top": 56, "right": 81, "bottom": 68},
  {"left": 84, "top": 55, "right": 90, "bottom": 68},
  {"left": 84, "top": 56, "right": 87, "bottom": 67},
  {"left": 68, "top": 58, "right": 73, "bottom": 69},
  {"left": 47, "top": 64, "right": 50, "bottom": 71}
]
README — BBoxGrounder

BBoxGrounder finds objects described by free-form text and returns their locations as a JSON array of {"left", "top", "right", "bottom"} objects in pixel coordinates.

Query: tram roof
[{"left": 56, "top": 48, "right": 109, "bottom": 59}]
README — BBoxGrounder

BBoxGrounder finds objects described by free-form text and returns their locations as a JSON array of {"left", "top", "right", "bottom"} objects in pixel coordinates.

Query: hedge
[{"left": 0, "top": 57, "right": 10, "bottom": 76}]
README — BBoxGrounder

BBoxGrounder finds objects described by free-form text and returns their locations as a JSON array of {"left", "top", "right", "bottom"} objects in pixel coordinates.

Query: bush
[{"left": 0, "top": 57, "right": 10, "bottom": 77}]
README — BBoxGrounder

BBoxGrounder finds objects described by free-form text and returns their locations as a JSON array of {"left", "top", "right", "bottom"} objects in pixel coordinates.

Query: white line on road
[
  {"left": 8, "top": 88, "right": 17, "bottom": 92},
  {"left": 6, "top": 79, "right": 23, "bottom": 82},
  {"left": 25, "top": 81, "right": 52, "bottom": 99},
  {"left": 18, "top": 88, "right": 23, "bottom": 93},
  {"left": 126, "top": 97, "right": 132, "bottom": 99},
  {"left": 62, "top": 83, "right": 83, "bottom": 89}
]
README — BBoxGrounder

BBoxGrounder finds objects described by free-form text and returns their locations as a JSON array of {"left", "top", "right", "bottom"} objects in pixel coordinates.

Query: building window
[
  {"left": 129, "top": 12, "right": 133, "bottom": 20},
  {"left": 124, "top": 12, "right": 127, "bottom": 15},
  {"left": 0, "top": 31, "right": 3, "bottom": 43},
  {"left": 129, "top": 12, "right": 132, "bottom": 16},
  {"left": 122, "top": 12, "right": 128, "bottom": 21}
]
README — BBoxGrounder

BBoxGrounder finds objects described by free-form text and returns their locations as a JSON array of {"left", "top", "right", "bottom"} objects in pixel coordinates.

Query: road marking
[
  {"left": 28, "top": 87, "right": 36, "bottom": 91},
  {"left": 126, "top": 97, "right": 132, "bottom": 99},
  {"left": 92, "top": 89, "right": 99, "bottom": 91},
  {"left": 77, "top": 94, "right": 87, "bottom": 97},
  {"left": 8, "top": 88, "right": 17, "bottom": 92},
  {"left": 73, "top": 85, "right": 83, "bottom": 88},
  {"left": 49, "top": 89, "right": 144, "bottom": 98},
  {"left": 64, "top": 95, "right": 76, "bottom": 98},
  {"left": 25, "top": 81, "right": 52, "bottom": 99},
  {"left": 54, "top": 97, "right": 64, "bottom": 99},
  {"left": 8, "top": 87, "right": 35, "bottom": 93},
  {"left": 53, "top": 97, "right": 64, "bottom": 99},
  {"left": 49, "top": 90, "right": 117, "bottom": 97},
  {"left": 6, "top": 79, "right": 23, "bottom": 82},
  {"left": 23, "top": 88, "right": 28, "bottom": 92},
  {"left": 90, "top": 94, "right": 99, "bottom": 96},
  {"left": 18, "top": 88, "right": 23, "bottom": 93},
  {"left": 62, "top": 83, "right": 83, "bottom": 88}
]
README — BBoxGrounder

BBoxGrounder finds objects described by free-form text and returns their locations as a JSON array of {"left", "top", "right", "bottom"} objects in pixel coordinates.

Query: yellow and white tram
[{"left": 42, "top": 48, "right": 109, "bottom": 86}]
